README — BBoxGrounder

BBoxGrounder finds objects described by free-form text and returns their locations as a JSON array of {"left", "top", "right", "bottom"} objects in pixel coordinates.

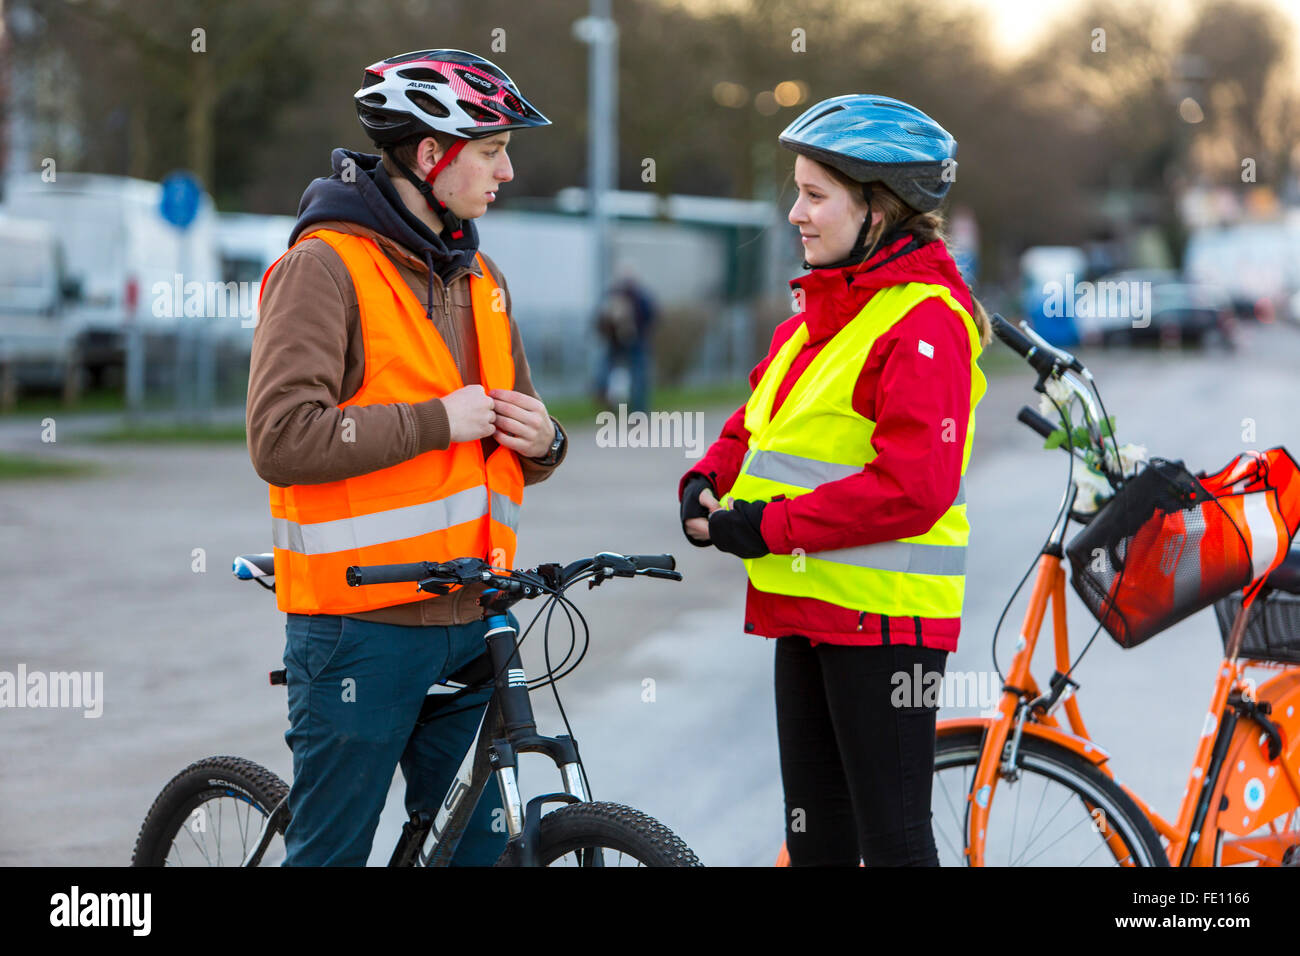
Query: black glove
[
  {"left": 680, "top": 473, "right": 717, "bottom": 548},
  {"left": 708, "top": 499, "right": 770, "bottom": 559}
]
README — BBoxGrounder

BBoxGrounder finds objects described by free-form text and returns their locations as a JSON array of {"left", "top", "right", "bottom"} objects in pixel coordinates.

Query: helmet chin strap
[{"left": 391, "top": 137, "right": 468, "bottom": 240}]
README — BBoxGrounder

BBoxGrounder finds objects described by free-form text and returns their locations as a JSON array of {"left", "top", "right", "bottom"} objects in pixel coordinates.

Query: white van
[
  {"left": 0, "top": 216, "right": 74, "bottom": 391},
  {"left": 1, "top": 172, "right": 221, "bottom": 384},
  {"left": 213, "top": 212, "right": 296, "bottom": 341}
]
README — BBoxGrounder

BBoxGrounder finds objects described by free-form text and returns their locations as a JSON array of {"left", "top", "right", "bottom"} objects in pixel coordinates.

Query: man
[
  {"left": 593, "top": 272, "right": 656, "bottom": 414},
  {"left": 246, "top": 49, "right": 567, "bottom": 866}
]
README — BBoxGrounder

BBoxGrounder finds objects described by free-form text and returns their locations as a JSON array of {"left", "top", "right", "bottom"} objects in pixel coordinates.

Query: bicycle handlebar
[
  {"left": 991, "top": 313, "right": 1083, "bottom": 377},
  {"left": 345, "top": 562, "right": 435, "bottom": 587},
  {"left": 623, "top": 553, "right": 676, "bottom": 573},
  {"left": 345, "top": 552, "right": 679, "bottom": 592},
  {"left": 1017, "top": 405, "right": 1057, "bottom": 441}
]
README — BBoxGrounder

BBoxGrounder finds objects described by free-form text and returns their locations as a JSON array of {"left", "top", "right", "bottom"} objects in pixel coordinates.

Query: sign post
[{"left": 158, "top": 171, "right": 208, "bottom": 423}]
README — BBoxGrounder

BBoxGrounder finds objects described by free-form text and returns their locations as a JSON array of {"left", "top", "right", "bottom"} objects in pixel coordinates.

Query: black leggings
[{"left": 775, "top": 635, "right": 948, "bottom": 866}]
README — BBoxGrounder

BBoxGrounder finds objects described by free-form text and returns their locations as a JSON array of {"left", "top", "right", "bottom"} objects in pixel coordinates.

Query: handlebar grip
[
  {"left": 629, "top": 554, "right": 676, "bottom": 572},
  {"left": 346, "top": 562, "right": 433, "bottom": 587},
  {"left": 990, "top": 313, "right": 1037, "bottom": 359},
  {"left": 1017, "top": 405, "right": 1058, "bottom": 440}
]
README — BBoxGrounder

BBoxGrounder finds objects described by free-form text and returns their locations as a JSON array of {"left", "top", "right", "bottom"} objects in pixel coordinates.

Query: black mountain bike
[{"left": 131, "top": 550, "right": 701, "bottom": 867}]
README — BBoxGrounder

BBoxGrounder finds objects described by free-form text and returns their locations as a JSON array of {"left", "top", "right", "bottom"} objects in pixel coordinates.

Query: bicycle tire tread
[{"left": 131, "top": 755, "right": 289, "bottom": 866}]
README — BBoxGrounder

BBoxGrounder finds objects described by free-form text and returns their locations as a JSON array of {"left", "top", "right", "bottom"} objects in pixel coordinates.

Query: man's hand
[
  {"left": 489, "top": 388, "right": 555, "bottom": 459},
  {"left": 444, "top": 384, "right": 497, "bottom": 443}
]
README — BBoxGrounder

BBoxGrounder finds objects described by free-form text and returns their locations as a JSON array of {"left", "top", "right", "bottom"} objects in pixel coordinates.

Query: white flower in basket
[{"left": 1036, "top": 377, "right": 1146, "bottom": 514}]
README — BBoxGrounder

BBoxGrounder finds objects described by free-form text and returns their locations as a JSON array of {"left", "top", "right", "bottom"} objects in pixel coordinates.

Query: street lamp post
[{"left": 573, "top": 0, "right": 619, "bottom": 336}]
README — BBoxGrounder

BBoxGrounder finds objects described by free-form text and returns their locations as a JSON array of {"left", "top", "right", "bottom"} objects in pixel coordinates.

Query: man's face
[{"left": 424, "top": 132, "right": 513, "bottom": 221}]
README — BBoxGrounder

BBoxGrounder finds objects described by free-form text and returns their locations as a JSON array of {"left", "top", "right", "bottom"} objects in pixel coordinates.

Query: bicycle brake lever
[
  {"left": 641, "top": 568, "right": 683, "bottom": 581},
  {"left": 416, "top": 577, "right": 451, "bottom": 595}
]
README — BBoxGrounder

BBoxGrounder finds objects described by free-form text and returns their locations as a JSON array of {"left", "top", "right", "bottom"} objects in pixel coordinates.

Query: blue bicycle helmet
[{"left": 779, "top": 94, "right": 957, "bottom": 213}]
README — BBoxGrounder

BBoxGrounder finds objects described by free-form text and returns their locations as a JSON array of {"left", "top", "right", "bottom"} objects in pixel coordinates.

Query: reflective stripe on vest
[
  {"left": 739, "top": 447, "right": 967, "bottom": 507},
  {"left": 262, "top": 229, "right": 524, "bottom": 615},
  {"left": 269, "top": 487, "right": 522, "bottom": 557},
  {"left": 727, "top": 281, "right": 986, "bottom": 619}
]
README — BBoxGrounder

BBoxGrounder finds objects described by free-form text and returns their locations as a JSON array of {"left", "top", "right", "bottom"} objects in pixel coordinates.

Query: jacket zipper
[
  {"left": 432, "top": 272, "right": 459, "bottom": 366},
  {"left": 857, "top": 611, "right": 866, "bottom": 632}
]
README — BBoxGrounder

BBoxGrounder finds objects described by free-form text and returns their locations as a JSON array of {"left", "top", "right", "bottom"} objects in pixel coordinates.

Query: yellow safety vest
[{"left": 725, "top": 282, "right": 986, "bottom": 618}]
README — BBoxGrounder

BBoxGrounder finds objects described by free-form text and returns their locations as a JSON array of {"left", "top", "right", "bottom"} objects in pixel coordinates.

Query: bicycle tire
[
  {"left": 494, "top": 801, "right": 702, "bottom": 867},
  {"left": 131, "top": 756, "right": 289, "bottom": 867},
  {"left": 932, "top": 729, "right": 1167, "bottom": 867}
]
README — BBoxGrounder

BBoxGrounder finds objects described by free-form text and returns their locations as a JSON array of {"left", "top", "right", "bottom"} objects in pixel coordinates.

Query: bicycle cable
[
  {"left": 990, "top": 387, "right": 1080, "bottom": 684},
  {"left": 541, "top": 587, "right": 595, "bottom": 800}
]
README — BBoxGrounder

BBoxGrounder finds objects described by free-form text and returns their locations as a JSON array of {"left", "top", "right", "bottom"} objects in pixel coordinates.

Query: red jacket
[{"left": 680, "top": 234, "right": 979, "bottom": 651}]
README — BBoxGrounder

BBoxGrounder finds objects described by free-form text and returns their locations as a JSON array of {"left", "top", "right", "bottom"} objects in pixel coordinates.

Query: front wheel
[
  {"left": 496, "top": 801, "right": 701, "bottom": 867},
  {"left": 931, "top": 729, "right": 1167, "bottom": 866},
  {"left": 131, "top": 756, "right": 289, "bottom": 866}
]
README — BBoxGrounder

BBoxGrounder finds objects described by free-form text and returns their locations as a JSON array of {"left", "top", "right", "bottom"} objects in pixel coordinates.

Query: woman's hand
[
  {"left": 684, "top": 485, "right": 721, "bottom": 543},
  {"left": 489, "top": 388, "right": 556, "bottom": 459},
  {"left": 708, "top": 499, "right": 770, "bottom": 559}
]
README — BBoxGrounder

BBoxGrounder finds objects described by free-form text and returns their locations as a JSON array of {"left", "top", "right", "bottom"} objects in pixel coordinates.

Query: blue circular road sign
[{"left": 160, "top": 170, "right": 203, "bottom": 230}]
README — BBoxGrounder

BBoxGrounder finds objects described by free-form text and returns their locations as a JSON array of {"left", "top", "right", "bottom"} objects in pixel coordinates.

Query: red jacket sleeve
[
  {"left": 678, "top": 317, "right": 800, "bottom": 500},
  {"left": 759, "top": 299, "right": 974, "bottom": 554}
]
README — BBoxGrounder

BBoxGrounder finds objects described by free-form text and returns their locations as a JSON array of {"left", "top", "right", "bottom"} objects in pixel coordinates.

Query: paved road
[{"left": 2, "top": 320, "right": 1298, "bottom": 865}]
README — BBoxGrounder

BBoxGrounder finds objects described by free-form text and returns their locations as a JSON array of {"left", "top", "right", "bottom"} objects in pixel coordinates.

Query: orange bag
[{"left": 1066, "top": 448, "right": 1300, "bottom": 648}]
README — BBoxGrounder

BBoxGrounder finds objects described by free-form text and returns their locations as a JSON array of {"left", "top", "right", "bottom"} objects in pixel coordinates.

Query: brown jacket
[{"left": 246, "top": 218, "right": 567, "bottom": 626}]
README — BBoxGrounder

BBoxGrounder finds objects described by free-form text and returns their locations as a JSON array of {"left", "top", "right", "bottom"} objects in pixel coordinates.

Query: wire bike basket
[{"left": 1065, "top": 448, "right": 1300, "bottom": 649}]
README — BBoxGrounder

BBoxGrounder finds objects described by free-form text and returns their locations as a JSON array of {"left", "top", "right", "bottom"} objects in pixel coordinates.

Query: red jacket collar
[{"left": 789, "top": 235, "right": 974, "bottom": 345}]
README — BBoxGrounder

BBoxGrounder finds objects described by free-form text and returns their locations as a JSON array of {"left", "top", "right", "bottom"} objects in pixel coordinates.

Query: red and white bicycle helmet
[{"left": 354, "top": 49, "right": 550, "bottom": 236}]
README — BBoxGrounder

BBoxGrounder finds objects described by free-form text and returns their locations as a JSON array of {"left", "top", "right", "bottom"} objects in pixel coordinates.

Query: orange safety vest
[{"left": 262, "top": 228, "right": 524, "bottom": 615}]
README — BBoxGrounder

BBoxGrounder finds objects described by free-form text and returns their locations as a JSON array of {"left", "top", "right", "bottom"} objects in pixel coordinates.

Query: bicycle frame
[
  {"left": 391, "top": 592, "right": 593, "bottom": 867},
  {"left": 240, "top": 590, "right": 593, "bottom": 868},
  {"left": 956, "top": 507, "right": 1300, "bottom": 866}
]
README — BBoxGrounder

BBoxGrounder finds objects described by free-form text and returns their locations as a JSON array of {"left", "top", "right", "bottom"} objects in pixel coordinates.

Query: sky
[{"left": 976, "top": 0, "right": 1300, "bottom": 56}]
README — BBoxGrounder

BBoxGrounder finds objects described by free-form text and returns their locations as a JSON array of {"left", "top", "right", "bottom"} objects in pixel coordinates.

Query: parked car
[{"left": 1076, "top": 268, "right": 1234, "bottom": 348}]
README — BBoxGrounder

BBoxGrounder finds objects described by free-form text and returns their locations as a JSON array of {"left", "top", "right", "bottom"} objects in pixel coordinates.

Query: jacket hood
[
  {"left": 791, "top": 233, "right": 976, "bottom": 345},
  {"left": 289, "top": 149, "right": 481, "bottom": 318}
]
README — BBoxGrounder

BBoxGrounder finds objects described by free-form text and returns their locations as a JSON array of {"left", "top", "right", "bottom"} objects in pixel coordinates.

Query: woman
[{"left": 679, "top": 94, "right": 992, "bottom": 866}]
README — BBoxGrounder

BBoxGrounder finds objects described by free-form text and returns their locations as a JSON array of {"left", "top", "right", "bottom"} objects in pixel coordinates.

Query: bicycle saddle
[{"left": 1265, "top": 546, "right": 1300, "bottom": 595}]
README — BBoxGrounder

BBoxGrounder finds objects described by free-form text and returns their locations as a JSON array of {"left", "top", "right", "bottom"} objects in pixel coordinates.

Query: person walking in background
[
  {"left": 245, "top": 49, "right": 567, "bottom": 866},
  {"left": 678, "top": 95, "right": 992, "bottom": 866},
  {"left": 593, "top": 271, "right": 656, "bottom": 413}
]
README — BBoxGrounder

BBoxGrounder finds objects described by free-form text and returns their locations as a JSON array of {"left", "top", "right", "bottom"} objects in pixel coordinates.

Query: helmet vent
[
  {"left": 359, "top": 93, "right": 387, "bottom": 108},
  {"left": 797, "top": 105, "right": 844, "bottom": 131},
  {"left": 405, "top": 90, "right": 450, "bottom": 118},
  {"left": 458, "top": 99, "right": 500, "bottom": 123},
  {"left": 398, "top": 66, "right": 449, "bottom": 84},
  {"left": 361, "top": 71, "right": 384, "bottom": 88}
]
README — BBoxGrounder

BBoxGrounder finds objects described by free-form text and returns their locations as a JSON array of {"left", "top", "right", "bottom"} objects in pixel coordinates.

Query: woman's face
[{"left": 788, "top": 155, "right": 876, "bottom": 266}]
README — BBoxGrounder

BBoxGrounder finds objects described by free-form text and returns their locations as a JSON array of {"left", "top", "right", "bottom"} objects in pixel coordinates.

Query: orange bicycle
[{"left": 777, "top": 314, "right": 1300, "bottom": 867}]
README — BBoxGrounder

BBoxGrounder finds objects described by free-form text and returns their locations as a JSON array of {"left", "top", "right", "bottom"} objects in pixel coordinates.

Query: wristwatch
[{"left": 530, "top": 417, "right": 565, "bottom": 466}]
